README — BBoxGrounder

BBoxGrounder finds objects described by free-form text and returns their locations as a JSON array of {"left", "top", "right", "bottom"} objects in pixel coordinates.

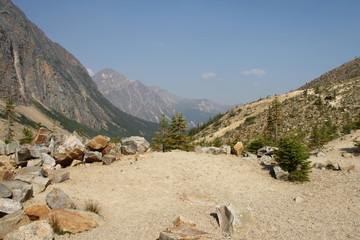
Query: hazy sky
[{"left": 12, "top": 0, "right": 360, "bottom": 105}]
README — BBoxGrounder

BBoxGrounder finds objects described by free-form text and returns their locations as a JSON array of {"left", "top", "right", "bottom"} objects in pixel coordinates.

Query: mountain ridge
[
  {"left": 92, "top": 68, "right": 231, "bottom": 126},
  {"left": 0, "top": 0, "right": 158, "bottom": 139}
]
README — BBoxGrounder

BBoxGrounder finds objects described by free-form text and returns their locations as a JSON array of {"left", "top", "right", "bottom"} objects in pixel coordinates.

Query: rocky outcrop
[{"left": 3, "top": 220, "right": 54, "bottom": 240}]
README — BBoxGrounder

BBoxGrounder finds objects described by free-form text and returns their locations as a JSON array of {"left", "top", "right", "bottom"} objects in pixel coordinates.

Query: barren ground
[{"left": 25, "top": 130, "right": 360, "bottom": 240}]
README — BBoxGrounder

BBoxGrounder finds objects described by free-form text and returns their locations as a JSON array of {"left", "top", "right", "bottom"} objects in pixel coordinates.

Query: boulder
[
  {"left": 15, "top": 147, "right": 32, "bottom": 165},
  {"left": 15, "top": 166, "right": 45, "bottom": 177},
  {"left": 257, "top": 146, "right": 278, "bottom": 158},
  {"left": 159, "top": 226, "right": 211, "bottom": 240},
  {"left": 0, "top": 183, "right": 12, "bottom": 198},
  {"left": 215, "top": 204, "right": 253, "bottom": 236},
  {"left": 233, "top": 142, "right": 244, "bottom": 157},
  {"left": 31, "top": 176, "right": 51, "bottom": 194},
  {"left": 260, "top": 155, "right": 273, "bottom": 164},
  {"left": 0, "top": 210, "right": 31, "bottom": 239},
  {"left": 31, "top": 128, "right": 51, "bottom": 146},
  {"left": 201, "top": 147, "right": 221, "bottom": 155},
  {"left": 273, "top": 166, "right": 289, "bottom": 180},
  {"left": 40, "top": 153, "right": 56, "bottom": 170},
  {"left": 3, "top": 220, "right": 54, "bottom": 240},
  {"left": 83, "top": 151, "right": 102, "bottom": 163},
  {"left": 5, "top": 142, "right": 19, "bottom": 156},
  {"left": 26, "top": 159, "right": 43, "bottom": 167},
  {"left": 28, "top": 146, "right": 50, "bottom": 159},
  {"left": 0, "top": 139, "right": 6, "bottom": 155},
  {"left": 46, "top": 188, "right": 75, "bottom": 210},
  {"left": 220, "top": 145, "right": 231, "bottom": 155},
  {"left": 102, "top": 144, "right": 121, "bottom": 158},
  {"left": 194, "top": 145, "right": 202, "bottom": 153},
  {"left": 1, "top": 180, "right": 33, "bottom": 202},
  {"left": 0, "top": 170, "right": 15, "bottom": 181},
  {"left": 86, "top": 135, "right": 110, "bottom": 151},
  {"left": 25, "top": 205, "right": 51, "bottom": 220},
  {"left": 341, "top": 153, "right": 354, "bottom": 159},
  {"left": 48, "top": 209, "right": 99, "bottom": 233},
  {"left": 312, "top": 162, "right": 325, "bottom": 169},
  {"left": 121, "top": 136, "right": 150, "bottom": 155},
  {"left": 44, "top": 169, "right": 69, "bottom": 183},
  {"left": 102, "top": 155, "right": 116, "bottom": 165},
  {"left": 54, "top": 147, "right": 84, "bottom": 166},
  {"left": 57, "top": 134, "right": 85, "bottom": 152},
  {"left": 0, "top": 198, "right": 23, "bottom": 215},
  {"left": 294, "top": 196, "right": 304, "bottom": 203}
]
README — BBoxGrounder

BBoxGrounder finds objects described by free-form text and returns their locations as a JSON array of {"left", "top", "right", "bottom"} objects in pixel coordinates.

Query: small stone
[
  {"left": 31, "top": 176, "right": 51, "bottom": 193},
  {"left": 294, "top": 196, "right": 304, "bottom": 203},
  {"left": 102, "top": 155, "right": 116, "bottom": 165},
  {"left": 26, "top": 159, "right": 43, "bottom": 167},
  {"left": 339, "top": 163, "right": 355, "bottom": 171},
  {"left": 316, "top": 152, "right": 326, "bottom": 157},
  {"left": 15, "top": 166, "right": 45, "bottom": 177},
  {"left": 341, "top": 153, "right": 353, "bottom": 159},
  {"left": 159, "top": 226, "right": 211, "bottom": 240},
  {"left": 3, "top": 220, "right": 54, "bottom": 240},
  {"left": 173, "top": 216, "right": 196, "bottom": 227},
  {"left": 40, "top": 153, "right": 56, "bottom": 170}
]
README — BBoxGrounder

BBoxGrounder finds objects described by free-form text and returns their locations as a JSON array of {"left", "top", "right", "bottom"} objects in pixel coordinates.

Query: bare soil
[{"left": 25, "top": 130, "right": 360, "bottom": 240}]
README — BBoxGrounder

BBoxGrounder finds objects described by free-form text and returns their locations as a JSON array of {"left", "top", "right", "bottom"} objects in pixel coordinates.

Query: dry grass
[{"left": 84, "top": 200, "right": 101, "bottom": 215}]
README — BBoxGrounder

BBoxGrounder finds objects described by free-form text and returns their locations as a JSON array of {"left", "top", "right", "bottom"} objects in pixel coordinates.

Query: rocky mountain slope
[
  {"left": 0, "top": 0, "right": 158, "bottom": 139},
  {"left": 93, "top": 69, "right": 231, "bottom": 126},
  {"left": 191, "top": 57, "right": 360, "bottom": 147}
]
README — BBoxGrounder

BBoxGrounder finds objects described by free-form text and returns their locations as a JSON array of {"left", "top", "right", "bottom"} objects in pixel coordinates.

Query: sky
[{"left": 11, "top": 0, "right": 360, "bottom": 105}]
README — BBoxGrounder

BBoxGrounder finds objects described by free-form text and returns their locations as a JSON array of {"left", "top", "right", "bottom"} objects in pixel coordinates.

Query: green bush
[
  {"left": 246, "top": 136, "right": 274, "bottom": 153},
  {"left": 274, "top": 135, "right": 311, "bottom": 182}
]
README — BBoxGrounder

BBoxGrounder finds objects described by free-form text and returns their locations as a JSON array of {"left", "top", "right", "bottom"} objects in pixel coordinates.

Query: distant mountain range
[
  {"left": 0, "top": 0, "right": 158, "bottom": 139},
  {"left": 93, "top": 69, "right": 232, "bottom": 127}
]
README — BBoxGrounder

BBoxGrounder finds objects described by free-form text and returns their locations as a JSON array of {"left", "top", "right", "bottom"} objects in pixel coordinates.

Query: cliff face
[
  {"left": 93, "top": 69, "right": 231, "bottom": 126},
  {"left": 0, "top": 0, "right": 158, "bottom": 138}
]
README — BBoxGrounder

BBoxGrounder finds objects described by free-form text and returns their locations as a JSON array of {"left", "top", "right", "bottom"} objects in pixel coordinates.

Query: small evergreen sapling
[{"left": 274, "top": 135, "right": 311, "bottom": 182}]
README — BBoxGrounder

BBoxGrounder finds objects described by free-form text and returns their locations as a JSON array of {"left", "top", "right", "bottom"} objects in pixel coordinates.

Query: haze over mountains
[
  {"left": 93, "top": 69, "right": 231, "bottom": 126},
  {"left": 0, "top": 0, "right": 157, "bottom": 138}
]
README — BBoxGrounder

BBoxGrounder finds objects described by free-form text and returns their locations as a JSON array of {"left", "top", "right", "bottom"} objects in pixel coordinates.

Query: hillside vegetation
[{"left": 191, "top": 58, "right": 360, "bottom": 149}]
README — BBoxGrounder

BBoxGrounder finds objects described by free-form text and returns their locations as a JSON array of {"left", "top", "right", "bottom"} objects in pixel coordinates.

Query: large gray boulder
[
  {"left": 46, "top": 188, "right": 75, "bottom": 209},
  {"left": 3, "top": 220, "right": 54, "bottom": 240},
  {"left": 121, "top": 136, "right": 150, "bottom": 155},
  {"left": 40, "top": 153, "right": 56, "bottom": 170},
  {"left": 0, "top": 198, "right": 23, "bottom": 215},
  {"left": 15, "top": 147, "right": 32, "bottom": 165},
  {"left": 0, "top": 180, "right": 33, "bottom": 202}
]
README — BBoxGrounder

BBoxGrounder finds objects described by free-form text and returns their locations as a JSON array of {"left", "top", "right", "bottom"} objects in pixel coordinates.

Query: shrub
[
  {"left": 274, "top": 135, "right": 311, "bottom": 182},
  {"left": 84, "top": 200, "right": 101, "bottom": 215},
  {"left": 19, "top": 127, "right": 34, "bottom": 145},
  {"left": 246, "top": 136, "right": 274, "bottom": 153}
]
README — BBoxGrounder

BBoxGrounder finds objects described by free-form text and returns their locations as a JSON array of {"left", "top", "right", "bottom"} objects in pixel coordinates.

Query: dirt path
[{"left": 25, "top": 132, "right": 360, "bottom": 240}]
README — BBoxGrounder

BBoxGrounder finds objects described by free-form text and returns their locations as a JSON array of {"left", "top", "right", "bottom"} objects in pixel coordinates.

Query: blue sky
[{"left": 12, "top": 0, "right": 360, "bottom": 105}]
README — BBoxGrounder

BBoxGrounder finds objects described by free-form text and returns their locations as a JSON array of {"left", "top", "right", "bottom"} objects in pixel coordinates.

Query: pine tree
[
  {"left": 152, "top": 114, "right": 170, "bottom": 152},
  {"left": 275, "top": 135, "right": 311, "bottom": 182},
  {"left": 167, "top": 113, "right": 192, "bottom": 151},
  {"left": 3, "top": 98, "right": 15, "bottom": 143},
  {"left": 19, "top": 127, "right": 34, "bottom": 145},
  {"left": 264, "top": 96, "right": 282, "bottom": 144}
]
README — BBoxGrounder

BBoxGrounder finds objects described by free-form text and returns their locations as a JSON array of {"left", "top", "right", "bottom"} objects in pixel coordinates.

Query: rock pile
[{"left": 0, "top": 128, "right": 150, "bottom": 238}]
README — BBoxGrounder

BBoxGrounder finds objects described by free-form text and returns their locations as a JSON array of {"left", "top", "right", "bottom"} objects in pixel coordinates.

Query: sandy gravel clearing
[{"left": 24, "top": 134, "right": 360, "bottom": 240}]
